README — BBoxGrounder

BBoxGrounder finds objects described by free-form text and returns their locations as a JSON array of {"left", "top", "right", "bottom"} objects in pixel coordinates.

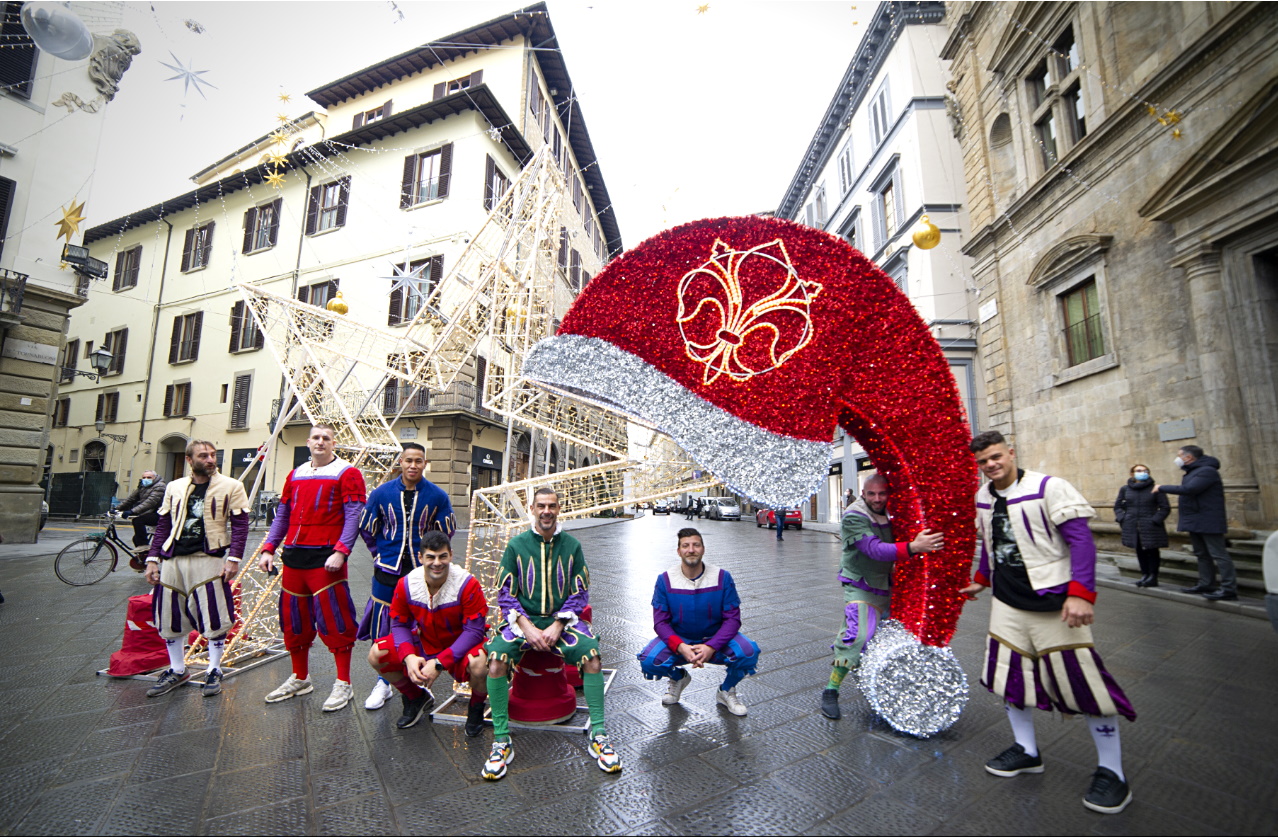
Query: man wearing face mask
[
  {"left": 117, "top": 470, "right": 167, "bottom": 550},
  {"left": 1114, "top": 465, "right": 1170, "bottom": 587},
  {"left": 1154, "top": 445, "right": 1234, "bottom": 601}
]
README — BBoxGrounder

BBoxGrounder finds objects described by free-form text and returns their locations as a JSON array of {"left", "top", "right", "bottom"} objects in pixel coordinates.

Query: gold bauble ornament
[
  {"left": 326, "top": 291, "right": 349, "bottom": 315},
  {"left": 912, "top": 215, "right": 941, "bottom": 250}
]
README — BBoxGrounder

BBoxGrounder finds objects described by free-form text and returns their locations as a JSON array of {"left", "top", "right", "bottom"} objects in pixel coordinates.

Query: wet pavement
[{"left": 0, "top": 513, "right": 1275, "bottom": 835}]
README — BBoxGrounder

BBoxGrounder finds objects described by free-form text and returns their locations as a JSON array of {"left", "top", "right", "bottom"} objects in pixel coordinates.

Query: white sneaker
[
  {"left": 323, "top": 679, "right": 354, "bottom": 712},
  {"left": 662, "top": 671, "right": 691, "bottom": 705},
  {"left": 265, "top": 674, "right": 314, "bottom": 703},
  {"left": 364, "top": 678, "right": 394, "bottom": 710},
  {"left": 716, "top": 687, "right": 747, "bottom": 716}
]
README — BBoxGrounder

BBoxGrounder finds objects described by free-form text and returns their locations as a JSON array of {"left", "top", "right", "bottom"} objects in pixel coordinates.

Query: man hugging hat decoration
[{"left": 523, "top": 215, "right": 974, "bottom": 736}]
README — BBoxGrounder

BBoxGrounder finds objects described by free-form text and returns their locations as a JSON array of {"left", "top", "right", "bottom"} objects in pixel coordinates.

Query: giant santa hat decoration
[{"left": 524, "top": 215, "right": 976, "bottom": 735}]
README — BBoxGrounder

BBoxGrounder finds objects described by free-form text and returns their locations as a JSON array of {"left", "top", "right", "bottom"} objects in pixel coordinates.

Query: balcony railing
[
  {"left": 0, "top": 268, "right": 27, "bottom": 317},
  {"left": 281, "top": 381, "right": 497, "bottom": 425}
]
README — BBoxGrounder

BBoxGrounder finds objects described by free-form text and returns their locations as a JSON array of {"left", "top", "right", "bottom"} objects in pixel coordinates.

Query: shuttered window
[
  {"left": 230, "top": 374, "right": 252, "bottom": 429},
  {"left": 298, "top": 279, "right": 339, "bottom": 308},
  {"left": 95, "top": 392, "right": 119, "bottom": 422},
  {"left": 400, "top": 145, "right": 452, "bottom": 208},
  {"left": 869, "top": 161, "right": 904, "bottom": 253},
  {"left": 168, "top": 312, "right": 203, "bottom": 363},
  {"left": 305, "top": 178, "right": 350, "bottom": 235},
  {"left": 53, "top": 398, "right": 70, "bottom": 427},
  {"left": 383, "top": 353, "right": 429, "bottom": 414},
  {"left": 228, "top": 301, "right": 264, "bottom": 352},
  {"left": 570, "top": 249, "right": 582, "bottom": 292},
  {"left": 163, "top": 382, "right": 191, "bottom": 417},
  {"left": 0, "top": 176, "right": 14, "bottom": 262},
  {"left": 432, "top": 69, "right": 483, "bottom": 100},
  {"left": 352, "top": 99, "right": 392, "bottom": 129},
  {"left": 557, "top": 229, "right": 569, "bottom": 273},
  {"left": 242, "top": 198, "right": 281, "bottom": 253},
  {"left": 180, "top": 222, "right": 215, "bottom": 271},
  {"left": 483, "top": 155, "right": 511, "bottom": 214},
  {"left": 60, "top": 339, "right": 79, "bottom": 383},
  {"left": 112, "top": 246, "right": 142, "bottom": 291},
  {"left": 103, "top": 328, "right": 127, "bottom": 375},
  {"left": 0, "top": 2, "right": 37, "bottom": 100},
  {"left": 387, "top": 256, "right": 442, "bottom": 326}
]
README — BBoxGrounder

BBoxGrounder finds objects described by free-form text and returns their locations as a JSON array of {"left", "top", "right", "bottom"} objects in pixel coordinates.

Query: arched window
[{"left": 83, "top": 441, "right": 106, "bottom": 472}]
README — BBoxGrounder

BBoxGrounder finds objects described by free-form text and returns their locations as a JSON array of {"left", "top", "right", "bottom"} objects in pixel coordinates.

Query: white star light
[
  {"left": 383, "top": 262, "right": 429, "bottom": 296},
  {"left": 159, "top": 52, "right": 217, "bottom": 99}
]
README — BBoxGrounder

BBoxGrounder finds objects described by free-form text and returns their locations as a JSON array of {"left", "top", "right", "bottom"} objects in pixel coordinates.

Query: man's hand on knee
[
  {"left": 582, "top": 656, "right": 603, "bottom": 674},
  {"left": 487, "top": 658, "right": 508, "bottom": 679}
]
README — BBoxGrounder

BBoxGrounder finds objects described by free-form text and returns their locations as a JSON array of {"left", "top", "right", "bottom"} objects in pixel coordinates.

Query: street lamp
[
  {"left": 65, "top": 346, "right": 113, "bottom": 383},
  {"left": 94, "top": 419, "right": 127, "bottom": 443}
]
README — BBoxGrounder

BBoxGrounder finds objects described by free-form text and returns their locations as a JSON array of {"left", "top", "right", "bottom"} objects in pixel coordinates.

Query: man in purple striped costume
[
  {"left": 961, "top": 430, "right": 1136, "bottom": 815},
  {"left": 144, "top": 440, "right": 250, "bottom": 699}
]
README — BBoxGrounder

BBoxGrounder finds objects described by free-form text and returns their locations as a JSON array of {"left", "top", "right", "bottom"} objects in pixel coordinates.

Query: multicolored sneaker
[
  {"left": 322, "top": 679, "right": 354, "bottom": 712},
  {"left": 201, "top": 669, "right": 224, "bottom": 697},
  {"left": 145, "top": 668, "right": 190, "bottom": 698},
  {"left": 482, "top": 739, "right": 514, "bottom": 780},
  {"left": 589, "top": 734, "right": 622, "bottom": 773},
  {"left": 265, "top": 674, "right": 314, "bottom": 704}
]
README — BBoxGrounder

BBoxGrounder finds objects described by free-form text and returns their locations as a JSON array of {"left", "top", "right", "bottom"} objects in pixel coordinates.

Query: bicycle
[
  {"left": 54, "top": 512, "right": 148, "bottom": 586},
  {"left": 247, "top": 491, "right": 279, "bottom": 529}
]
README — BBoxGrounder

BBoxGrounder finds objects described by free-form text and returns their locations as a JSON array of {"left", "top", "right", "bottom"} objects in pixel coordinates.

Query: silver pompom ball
[{"left": 857, "top": 620, "right": 968, "bottom": 738}]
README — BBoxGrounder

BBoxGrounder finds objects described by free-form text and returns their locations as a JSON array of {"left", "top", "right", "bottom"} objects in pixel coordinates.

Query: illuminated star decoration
[
  {"left": 276, "top": 113, "right": 291, "bottom": 123},
  {"left": 183, "top": 18, "right": 205, "bottom": 34},
  {"left": 159, "top": 52, "right": 217, "bottom": 99},
  {"left": 267, "top": 150, "right": 288, "bottom": 167},
  {"left": 278, "top": 92, "right": 291, "bottom": 103},
  {"left": 264, "top": 169, "right": 286, "bottom": 189},
  {"left": 270, "top": 130, "right": 289, "bottom": 145},
  {"left": 55, "top": 200, "right": 87, "bottom": 242},
  {"left": 697, "top": 4, "right": 709, "bottom": 12},
  {"left": 487, "top": 125, "right": 503, "bottom": 142},
  {"left": 383, "top": 262, "right": 430, "bottom": 297}
]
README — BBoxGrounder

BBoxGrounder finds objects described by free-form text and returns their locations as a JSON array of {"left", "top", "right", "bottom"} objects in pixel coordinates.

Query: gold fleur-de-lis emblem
[{"left": 677, "top": 238, "right": 821, "bottom": 384}]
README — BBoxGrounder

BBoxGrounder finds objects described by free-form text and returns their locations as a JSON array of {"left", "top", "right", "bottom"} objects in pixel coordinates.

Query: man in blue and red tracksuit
[
  {"left": 258, "top": 424, "right": 367, "bottom": 712},
  {"left": 637, "top": 527, "right": 760, "bottom": 717}
]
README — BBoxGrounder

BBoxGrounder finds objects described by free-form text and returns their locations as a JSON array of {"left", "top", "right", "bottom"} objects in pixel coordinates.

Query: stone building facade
[{"left": 941, "top": 1, "right": 1278, "bottom": 531}]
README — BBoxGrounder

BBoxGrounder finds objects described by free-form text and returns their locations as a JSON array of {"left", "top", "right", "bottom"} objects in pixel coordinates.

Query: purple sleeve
[
  {"left": 148, "top": 513, "right": 173, "bottom": 558},
  {"left": 497, "top": 579, "right": 527, "bottom": 622},
  {"left": 705, "top": 606, "right": 741, "bottom": 651},
  {"left": 360, "top": 528, "right": 377, "bottom": 554},
  {"left": 263, "top": 500, "right": 290, "bottom": 552},
  {"left": 390, "top": 611, "right": 417, "bottom": 652},
  {"left": 444, "top": 615, "right": 487, "bottom": 663},
  {"left": 978, "top": 540, "right": 991, "bottom": 581},
  {"left": 561, "top": 588, "right": 589, "bottom": 617},
  {"left": 854, "top": 534, "right": 902, "bottom": 562},
  {"left": 335, "top": 500, "right": 362, "bottom": 555},
  {"left": 1057, "top": 517, "right": 1097, "bottom": 592},
  {"left": 229, "top": 510, "right": 249, "bottom": 560},
  {"left": 653, "top": 607, "right": 679, "bottom": 645}
]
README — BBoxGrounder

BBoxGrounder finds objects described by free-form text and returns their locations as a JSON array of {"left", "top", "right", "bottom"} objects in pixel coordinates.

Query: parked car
[
  {"left": 653, "top": 499, "right": 671, "bottom": 515},
  {"left": 755, "top": 508, "right": 802, "bottom": 530},
  {"left": 706, "top": 497, "right": 741, "bottom": 520}
]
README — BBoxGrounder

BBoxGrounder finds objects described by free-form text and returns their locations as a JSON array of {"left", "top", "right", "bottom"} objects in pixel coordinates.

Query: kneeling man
[
  {"left": 369, "top": 531, "right": 488, "bottom": 733},
  {"left": 637, "top": 528, "right": 759, "bottom": 716}
]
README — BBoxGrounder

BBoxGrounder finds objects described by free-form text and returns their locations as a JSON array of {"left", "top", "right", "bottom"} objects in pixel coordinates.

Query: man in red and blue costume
[
  {"left": 356, "top": 442, "right": 456, "bottom": 710},
  {"left": 637, "top": 528, "right": 759, "bottom": 716},
  {"left": 368, "top": 530, "right": 489, "bottom": 733},
  {"left": 258, "top": 424, "right": 367, "bottom": 712}
]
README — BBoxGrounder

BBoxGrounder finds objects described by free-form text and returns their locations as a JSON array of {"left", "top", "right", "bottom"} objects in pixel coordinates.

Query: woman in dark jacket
[{"left": 1114, "top": 464, "right": 1171, "bottom": 587}]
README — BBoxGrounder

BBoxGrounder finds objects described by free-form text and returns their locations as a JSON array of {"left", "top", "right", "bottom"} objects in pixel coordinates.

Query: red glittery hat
[{"left": 524, "top": 215, "right": 975, "bottom": 645}]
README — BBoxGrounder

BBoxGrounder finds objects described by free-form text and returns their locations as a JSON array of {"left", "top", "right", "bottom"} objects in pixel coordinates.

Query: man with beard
[
  {"left": 145, "top": 440, "right": 250, "bottom": 698},
  {"left": 819, "top": 474, "right": 943, "bottom": 720}
]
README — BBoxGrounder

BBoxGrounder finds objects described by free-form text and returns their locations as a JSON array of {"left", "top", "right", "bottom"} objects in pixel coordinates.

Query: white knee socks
[
  {"left": 1088, "top": 715, "right": 1125, "bottom": 780},
  {"left": 165, "top": 638, "right": 186, "bottom": 674},
  {"left": 207, "top": 638, "right": 226, "bottom": 673},
  {"left": 1006, "top": 702, "right": 1038, "bottom": 756}
]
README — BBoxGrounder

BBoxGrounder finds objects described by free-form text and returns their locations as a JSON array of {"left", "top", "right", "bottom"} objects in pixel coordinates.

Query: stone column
[{"left": 1174, "top": 246, "right": 1256, "bottom": 509}]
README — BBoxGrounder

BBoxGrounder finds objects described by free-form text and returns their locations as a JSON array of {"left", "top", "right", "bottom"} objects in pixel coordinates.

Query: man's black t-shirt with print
[
  {"left": 990, "top": 469, "right": 1067, "bottom": 613},
  {"left": 172, "top": 482, "right": 209, "bottom": 556}
]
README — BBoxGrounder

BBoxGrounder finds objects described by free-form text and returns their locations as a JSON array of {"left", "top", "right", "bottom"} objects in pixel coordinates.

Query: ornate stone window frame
[{"left": 1028, "top": 234, "right": 1119, "bottom": 386}]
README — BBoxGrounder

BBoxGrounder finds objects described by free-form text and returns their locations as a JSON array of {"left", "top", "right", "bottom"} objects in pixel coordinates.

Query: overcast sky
[{"left": 88, "top": 0, "right": 867, "bottom": 247}]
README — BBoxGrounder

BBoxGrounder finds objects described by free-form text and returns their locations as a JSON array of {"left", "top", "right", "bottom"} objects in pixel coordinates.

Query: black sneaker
[
  {"left": 1202, "top": 590, "right": 1238, "bottom": 601},
  {"left": 984, "top": 743, "right": 1044, "bottom": 777},
  {"left": 202, "top": 669, "right": 224, "bottom": 697},
  {"left": 465, "top": 698, "right": 488, "bottom": 737},
  {"left": 1083, "top": 767, "right": 1132, "bottom": 814},
  {"left": 146, "top": 668, "right": 191, "bottom": 698},
  {"left": 820, "top": 687, "right": 841, "bottom": 720},
  {"left": 396, "top": 690, "right": 433, "bottom": 729}
]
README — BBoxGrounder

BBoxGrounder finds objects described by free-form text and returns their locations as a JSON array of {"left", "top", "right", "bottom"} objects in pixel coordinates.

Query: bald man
[{"left": 819, "top": 474, "right": 943, "bottom": 720}]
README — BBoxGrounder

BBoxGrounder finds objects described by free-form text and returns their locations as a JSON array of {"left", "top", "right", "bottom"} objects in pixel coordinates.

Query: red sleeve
[
  {"left": 973, "top": 571, "right": 991, "bottom": 587},
  {"left": 896, "top": 541, "right": 909, "bottom": 560},
  {"left": 461, "top": 576, "right": 488, "bottom": 622},
  {"left": 1067, "top": 581, "right": 1097, "bottom": 604},
  {"left": 280, "top": 471, "right": 296, "bottom": 505},
  {"left": 340, "top": 466, "right": 367, "bottom": 504}
]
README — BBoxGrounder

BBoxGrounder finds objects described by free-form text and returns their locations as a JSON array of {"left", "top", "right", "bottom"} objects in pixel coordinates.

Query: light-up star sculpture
[
  {"left": 55, "top": 200, "right": 87, "bottom": 243},
  {"left": 160, "top": 52, "right": 217, "bottom": 99},
  {"left": 383, "top": 261, "right": 431, "bottom": 298}
]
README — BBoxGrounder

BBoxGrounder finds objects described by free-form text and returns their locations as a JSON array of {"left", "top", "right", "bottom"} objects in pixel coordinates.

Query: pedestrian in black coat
[
  {"left": 1154, "top": 446, "right": 1236, "bottom": 601},
  {"left": 1114, "top": 464, "right": 1170, "bottom": 587}
]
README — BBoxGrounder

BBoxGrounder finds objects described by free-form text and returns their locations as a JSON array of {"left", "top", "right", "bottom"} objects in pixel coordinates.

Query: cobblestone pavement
[{"left": 1, "top": 514, "right": 1275, "bottom": 835}]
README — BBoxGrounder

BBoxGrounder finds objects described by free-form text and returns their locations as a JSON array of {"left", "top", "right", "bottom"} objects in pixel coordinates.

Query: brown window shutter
[
  {"left": 231, "top": 374, "right": 251, "bottom": 428},
  {"left": 168, "top": 317, "right": 181, "bottom": 363},
  {"left": 180, "top": 227, "right": 194, "bottom": 272},
  {"left": 388, "top": 286, "right": 403, "bottom": 325},
  {"left": 191, "top": 311, "right": 203, "bottom": 361},
  {"left": 201, "top": 222, "right": 215, "bottom": 264},
  {"left": 96, "top": 393, "right": 104, "bottom": 421},
  {"left": 432, "top": 81, "right": 446, "bottom": 100},
  {"left": 470, "top": 70, "right": 483, "bottom": 87},
  {"left": 401, "top": 155, "right": 417, "bottom": 208},
  {"left": 253, "top": 321, "right": 264, "bottom": 349},
  {"left": 305, "top": 185, "right": 320, "bottom": 235},
  {"left": 113, "top": 330, "right": 127, "bottom": 372},
  {"left": 335, "top": 177, "right": 351, "bottom": 228},
  {"left": 430, "top": 255, "right": 443, "bottom": 289},
  {"left": 297, "top": 285, "right": 310, "bottom": 304},
  {"left": 328, "top": 279, "right": 339, "bottom": 300},
  {"left": 383, "top": 99, "right": 393, "bottom": 118},
  {"left": 163, "top": 385, "right": 174, "bottom": 417},
  {"left": 229, "top": 301, "right": 243, "bottom": 351},
  {"left": 438, "top": 143, "right": 453, "bottom": 198},
  {"left": 128, "top": 246, "right": 141, "bottom": 286},
  {"left": 113, "top": 251, "right": 125, "bottom": 291},
  {"left": 352, "top": 112, "right": 365, "bottom": 130},
  {"left": 268, "top": 199, "right": 282, "bottom": 245},
  {"left": 242, "top": 206, "right": 257, "bottom": 252},
  {"left": 484, "top": 155, "right": 496, "bottom": 211}
]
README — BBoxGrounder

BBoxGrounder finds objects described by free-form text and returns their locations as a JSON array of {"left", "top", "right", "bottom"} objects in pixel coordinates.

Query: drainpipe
[{"left": 136, "top": 217, "right": 175, "bottom": 456}]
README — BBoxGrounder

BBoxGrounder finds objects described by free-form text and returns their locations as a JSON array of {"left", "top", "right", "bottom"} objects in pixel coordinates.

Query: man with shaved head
[{"left": 819, "top": 473, "right": 943, "bottom": 720}]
